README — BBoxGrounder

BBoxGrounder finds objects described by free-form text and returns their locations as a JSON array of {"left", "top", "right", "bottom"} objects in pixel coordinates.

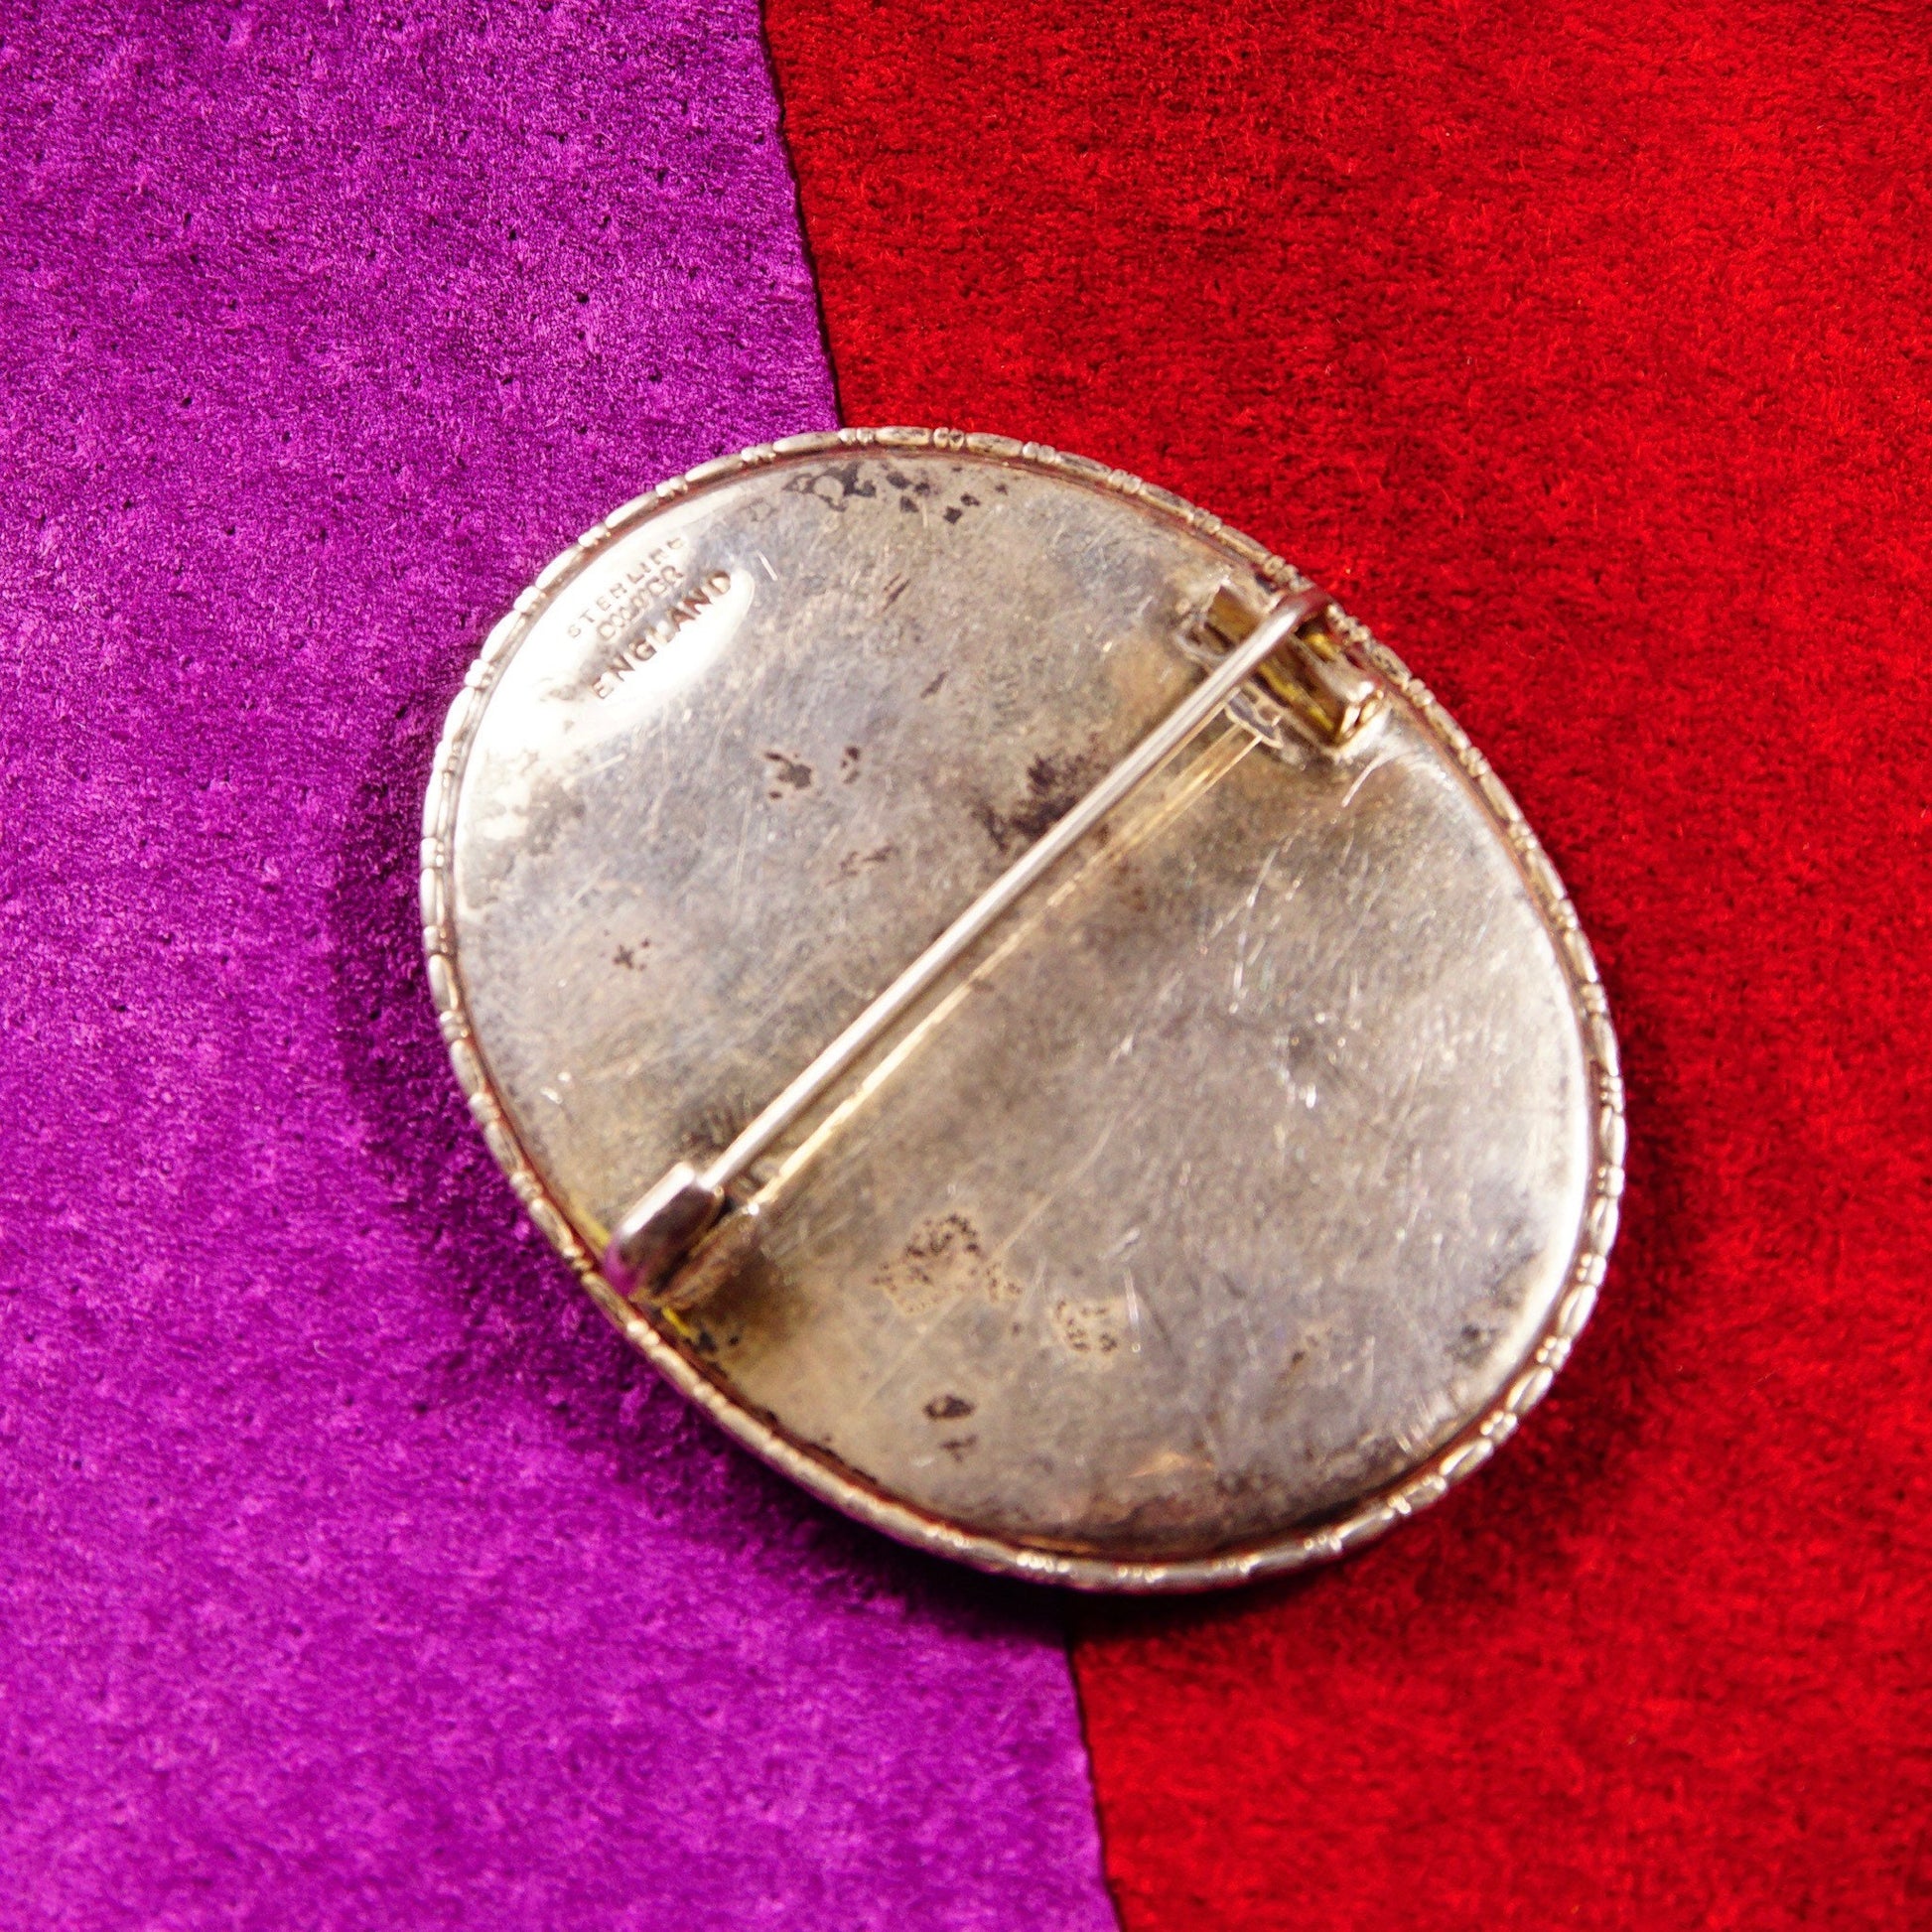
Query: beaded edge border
[{"left": 420, "top": 426, "right": 1625, "bottom": 1593}]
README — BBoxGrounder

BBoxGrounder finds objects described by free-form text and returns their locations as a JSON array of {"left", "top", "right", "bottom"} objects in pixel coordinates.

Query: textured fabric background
[
  {"left": 763, "top": 0, "right": 1932, "bottom": 1925},
  {"left": 0, "top": 5, "right": 1115, "bottom": 1927}
]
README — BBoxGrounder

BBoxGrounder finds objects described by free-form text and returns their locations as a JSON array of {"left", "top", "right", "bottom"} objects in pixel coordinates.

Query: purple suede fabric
[{"left": 0, "top": 6, "right": 1117, "bottom": 1926}]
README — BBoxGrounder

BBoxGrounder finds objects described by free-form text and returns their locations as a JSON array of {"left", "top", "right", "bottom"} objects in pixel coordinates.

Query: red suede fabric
[{"left": 762, "top": 1, "right": 1932, "bottom": 1924}]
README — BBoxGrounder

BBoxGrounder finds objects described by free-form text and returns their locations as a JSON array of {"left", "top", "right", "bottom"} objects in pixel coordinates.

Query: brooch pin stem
[{"left": 604, "top": 582, "right": 1341, "bottom": 1305}]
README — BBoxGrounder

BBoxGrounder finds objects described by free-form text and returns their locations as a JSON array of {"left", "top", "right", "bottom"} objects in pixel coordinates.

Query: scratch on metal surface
[
  {"left": 991, "top": 1114, "right": 1119, "bottom": 1267},
  {"left": 1230, "top": 842, "right": 1281, "bottom": 1011},
  {"left": 851, "top": 1290, "right": 979, "bottom": 1419},
  {"left": 1340, "top": 746, "right": 1398, "bottom": 810},
  {"left": 1229, "top": 1290, "right": 1264, "bottom": 1373},
  {"left": 726, "top": 783, "right": 759, "bottom": 910}
]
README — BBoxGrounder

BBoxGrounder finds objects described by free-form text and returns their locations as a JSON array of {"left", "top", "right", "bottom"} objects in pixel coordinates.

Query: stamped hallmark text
[{"left": 585, "top": 555, "right": 735, "bottom": 700}]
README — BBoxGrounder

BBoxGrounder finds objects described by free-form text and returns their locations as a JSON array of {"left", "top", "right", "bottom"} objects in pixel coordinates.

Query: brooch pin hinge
[{"left": 1198, "top": 582, "right": 1382, "bottom": 749}]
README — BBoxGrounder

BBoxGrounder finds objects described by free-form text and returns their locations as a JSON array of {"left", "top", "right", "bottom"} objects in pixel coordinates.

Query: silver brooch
[{"left": 423, "top": 430, "right": 1622, "bottom": 1590}]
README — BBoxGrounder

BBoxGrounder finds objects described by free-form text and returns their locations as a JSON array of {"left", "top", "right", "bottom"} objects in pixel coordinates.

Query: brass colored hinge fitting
[{"left": 1200, "top": 582, "right": 1383, "bottom": 749}]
